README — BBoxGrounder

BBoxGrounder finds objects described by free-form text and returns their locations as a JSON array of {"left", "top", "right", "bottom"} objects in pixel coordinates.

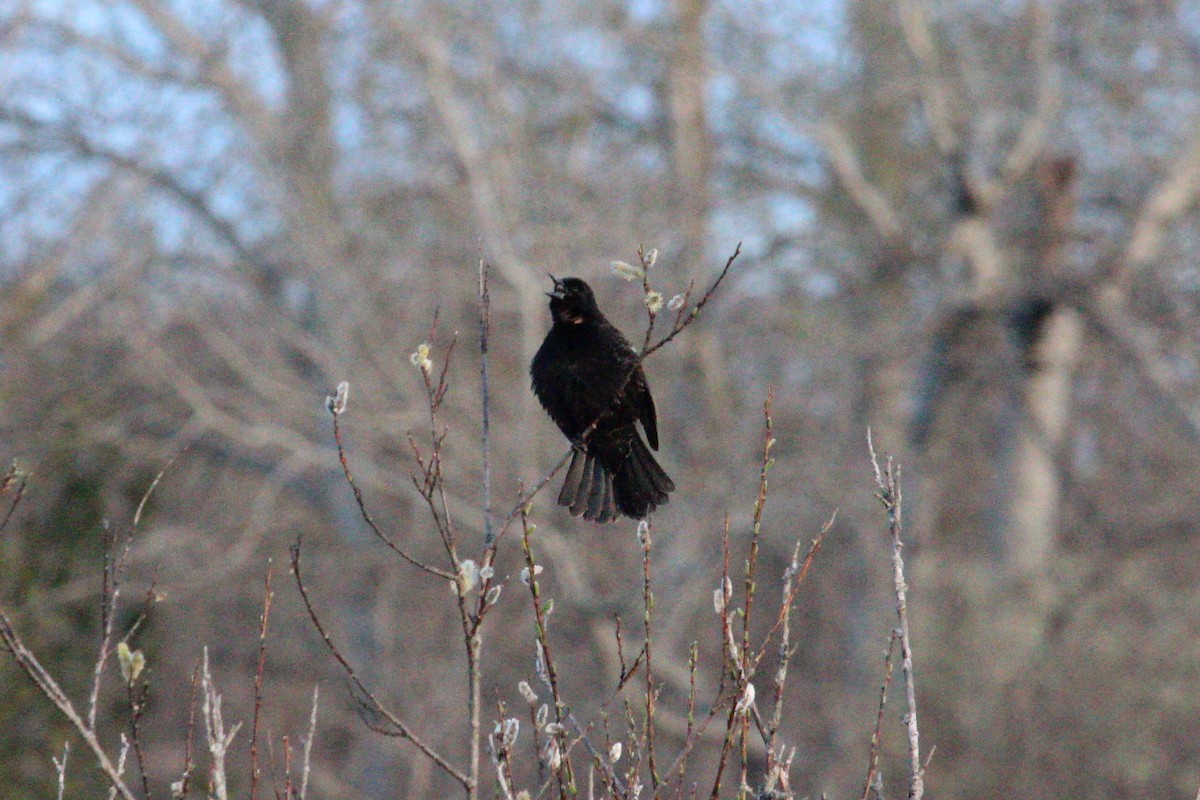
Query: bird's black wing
[{"left": 628, "top": 366, "right": 659, "bottom": 450}]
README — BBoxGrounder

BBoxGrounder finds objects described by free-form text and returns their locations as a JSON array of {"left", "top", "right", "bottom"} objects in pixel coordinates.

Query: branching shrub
[{"left": 0, "top": 250, "right": 924, "bottom": 800}]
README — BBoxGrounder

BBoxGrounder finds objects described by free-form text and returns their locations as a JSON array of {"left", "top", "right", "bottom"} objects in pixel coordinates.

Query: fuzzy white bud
[
  {"left": 611, "top": 260, "right": 644, "bottom": 281},
  {"left": 520, "top": 564, "right": 543, "bottom": 586},
  {"left": 455, "top": 560, "right": 479, "bottom": 594},
  {"left": 325, "top": 381, "right": 350, "bottom": 415},
  {"left": 609, "top": 742, "right": 623, "bottom": 763},
  {"left": 517, "top": 681, "right": 538, "bottom": 705},
  {"left": 543, "top": 738, "right": 562, "bottom": 772},
  {"left": 117, "top": 641, "right": 145, "bottom": 685},
  {"left": 501, "top": 717, "right": 520, "bottom": 748},
  {"left": 410, "top": 343, "right": 433, "bottom": 373}
]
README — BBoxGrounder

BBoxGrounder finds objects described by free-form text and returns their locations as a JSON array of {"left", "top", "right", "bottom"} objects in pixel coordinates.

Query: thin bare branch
[
  {"left": 862, "top": 631, "right": 899, "bottom": 800},
  {"left": 288, "top": 538, "right": 470, "bottom": 789},
  {"left": 327, "top": 407, "right": 452, "bottom": 580},
  {"left": 250, "top": 562, "right": 274, "bottom": 800},
  {"left": 480, "top": 255, "right": 494, "bottom": 548},
  {"left": 300, "top": 686, "right": 319, "bottom": 800},
  {"left": 0, "top": 609, "right": 138, "bottom": 800},
  {"left": 868, "top": 430, "right": 924, "bottom": 800},
  {"left": 201, "top": 647, "right": 241, "bottom": 800}
]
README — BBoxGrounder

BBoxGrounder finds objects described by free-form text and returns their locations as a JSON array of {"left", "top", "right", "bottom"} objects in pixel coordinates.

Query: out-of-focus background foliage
[{"left": 3, "top": 0, "right": 1200, "bottom": 797}]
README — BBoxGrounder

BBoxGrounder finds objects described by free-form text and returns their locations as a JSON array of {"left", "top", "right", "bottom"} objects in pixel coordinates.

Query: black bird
[{"left": 531, "top": 276, "right": 675, "bottom": 522}]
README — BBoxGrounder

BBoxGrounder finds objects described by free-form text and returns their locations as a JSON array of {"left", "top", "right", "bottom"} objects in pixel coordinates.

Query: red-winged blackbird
[{"left": 531, "top": 276, "right": 675, "bottom": 522}]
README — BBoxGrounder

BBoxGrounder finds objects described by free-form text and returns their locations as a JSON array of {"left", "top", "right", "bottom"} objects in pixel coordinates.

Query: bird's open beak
[{"left": 546, "top": 273, "right": 565, "bottom": 299}]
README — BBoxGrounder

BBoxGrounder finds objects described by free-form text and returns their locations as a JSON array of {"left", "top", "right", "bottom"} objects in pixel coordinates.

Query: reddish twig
[
  {"left": 862, "top": 630, "right": 899, "bottom": 800},
  {"left": 178, "top": 663, "right": 201, "bottom": 799},
  {"left": 0, "top": 466, "right": 28, "bottom": 536},
  {"left": 638, "top": 520, "right": 661, "bottom": 790},
  {"left": 479, "top": 256, "right": 494, "bottom": 547},
  {"left": 126, "top": 674, "right": 151, "bottom": 798},
  {"left": 763, "top": 512, "right": 835, "bottom": 788},
  {"left": 250, "top": 562, "right": 274, "bottom": 800},
  {"left": 289, "top": 538, "right": 470, "bottom": 789},
  {"left": 328, "top": 406, "right": 452, "bottom": 580},
  {"left": 519, "top": 504, "right": 574, "bottom": 799}
]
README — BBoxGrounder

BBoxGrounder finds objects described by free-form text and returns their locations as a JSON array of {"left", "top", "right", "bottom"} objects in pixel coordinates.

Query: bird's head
[{"left": 546, "top": 275, "right": 601, "bottom": 324}]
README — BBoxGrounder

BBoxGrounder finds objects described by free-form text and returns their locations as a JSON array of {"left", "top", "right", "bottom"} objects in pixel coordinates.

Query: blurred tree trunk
[
  {"left": 666, "top": 0, "right": 731, "bottom": 458},
  {"left": 668, "top": 0, "right": 711, "bottom": 274},
  {"left": 1010, "top": 306, "right": 1080, "bottom": 570},
  {"left": 847, "top": 0, "right": 922, "bottom": 455},
  {"left": 1005, "top": 159, "right": 1081, "bottom": 572},
  {"left": 257, "top": 0, "right": 359, "bottom": 360}
]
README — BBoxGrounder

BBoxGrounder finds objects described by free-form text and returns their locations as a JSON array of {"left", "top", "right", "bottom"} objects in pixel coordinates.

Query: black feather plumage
[{"left": 531, "top": 276, "right": 674, "bottom": 522}]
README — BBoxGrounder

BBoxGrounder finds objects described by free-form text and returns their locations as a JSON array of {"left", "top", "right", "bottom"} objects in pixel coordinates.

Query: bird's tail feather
[
  {"left": 559, "top": 448, "right": 619, "bottom": 523},
  {"left": 558, "top": 439, "right": 672, "bottom": 522},
  {"left": 613, "top": 437, "right": 674, "bottom": 520},
  {"left": 558, "top": 447, "right": 588, "bottom": 507}
]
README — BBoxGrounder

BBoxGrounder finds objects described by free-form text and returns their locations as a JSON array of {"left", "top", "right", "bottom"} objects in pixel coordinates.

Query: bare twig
[
  {"left": 250, "top": 562, "right": 275, "bottom": 800},
  {"left": 125, "top": 674, "right": 151, "bottom": 799},
  {"left": 326, "top": 399, "right": 452, "bottom": 580},
  {"left": 708, "top": 517, "right": 741, "bottom": 800},
  {"left": 289, "top": 538, "right": 471, "bottom": 788},
  {"left": 89, "top": 520, "right": 123, "bottom": 732},
  {"left": 764, "top": 512, "right": 835, "bottom": 785},
  {"left": 201, "top": 647, "right": 241, "bottom": 800},
  {"left": 0, "top": 466, "right": 28, "bottom": 536},
  {"left": 638, "top": 520, "right": 660, "bottom": 790},
  {"left": 106, "top": 735, "right": 131, "bottom": 800},
  {"left": 868, "top": 429, "right": 924, "bottom": 800},
  {"left": 640, "top": 242, "right": 741, "bottom": 361},
  {"left": 520, "top": 505, "right": 574, "bottom": 799},
  {"left": 174, "top": 664, "right": 201, "bottom": 799},
  {"left": 479, "top": 255, "right": 494, "bottom": 547},
  {"left": 89, "top": 453, "right": 176, "bottom": 733},
  {"left": 404, "top": 324, "right": 487, "bottom": 800},
  {"left": 755, "top": 512, "right": 833, "bottom": 673},
  {"left": 862, "top": 631, "right": 899, "bottom": 800},
  {"left": 0, "top": 608, "right": 137, "bottom": 800},
  {"left": 300, "top": 686, "right": 319, "bottom": 800},
  {"left": 53, "top": 742, "right": 69, "bottom": 800}
]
